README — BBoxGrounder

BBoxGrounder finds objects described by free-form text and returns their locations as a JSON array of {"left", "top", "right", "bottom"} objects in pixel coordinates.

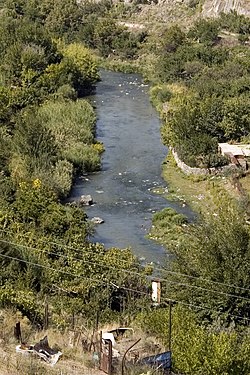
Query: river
[{"left": 70, "top": 70, "right": 193, "bottom": 264}]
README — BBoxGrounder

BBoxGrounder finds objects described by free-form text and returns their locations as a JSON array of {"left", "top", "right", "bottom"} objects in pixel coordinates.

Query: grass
[
  {"left": 239, "top": 172, "right": 250, "bottom": 195},
  {"left": 0, "top": 309, "right": 103, "bottom": 375},
  {"left": 161, "top": 152, "right": 242, "bottom": 213},
  {"left": 0, "top": 309, "right": 165, "bottom": 375}
]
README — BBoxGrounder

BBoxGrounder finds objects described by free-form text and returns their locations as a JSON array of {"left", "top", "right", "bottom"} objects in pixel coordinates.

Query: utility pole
[
  {"left": 168, "top": 302, "right": 172, "bottom": 352},
  {"left": 168, "top": 301, "right": 172, "bottom": 374},
  {"left": 44, "top": 295, "right": 49, "bottom": 330}
]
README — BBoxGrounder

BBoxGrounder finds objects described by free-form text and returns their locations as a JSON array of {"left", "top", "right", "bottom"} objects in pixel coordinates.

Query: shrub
[
  {"left": 150, "top": 85, "right": 172, "bottom": 108},
  {"left": 51, "top": 159, "right": 73, "bottom": 197},
  {"left": 63, "top": 143, "right": 101, "bottom": 173}
]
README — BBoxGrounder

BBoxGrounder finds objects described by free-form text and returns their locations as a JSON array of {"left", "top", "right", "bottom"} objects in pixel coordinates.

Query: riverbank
[{"left": 161, "top": 151, "right": 245, "bottom": 214}]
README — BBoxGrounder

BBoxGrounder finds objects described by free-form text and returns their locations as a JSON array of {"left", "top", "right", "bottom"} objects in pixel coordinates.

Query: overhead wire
[
  {"left": 0, "top": 237, "right": 250, "bottom": 303},
  {"left": 0, "top": 252, "right": 249, "bottom": 323},
  {"left": 1, "top": 228, "right": 250, "bottom": 293}
]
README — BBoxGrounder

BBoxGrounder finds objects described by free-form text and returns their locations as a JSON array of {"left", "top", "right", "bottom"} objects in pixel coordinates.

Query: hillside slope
[
  {"left": 202, "top": 0, "right": 250, "bottom": 17},
  {"left": 129, "top": 0, "right": 250, "bottom": 26}
]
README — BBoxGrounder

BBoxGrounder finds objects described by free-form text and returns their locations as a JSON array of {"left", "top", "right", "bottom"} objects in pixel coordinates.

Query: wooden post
[
  {"left": 168, "top": 302, "right": 172, "bottom": 352},
  {"left": 14, "top": 322, "right": 22, "bottom": 343},
  {"left": 107, "top": 339, "right": 112, "bottom": 375},
  {"left": 168, "top": 302, "right": 172, "bottom": 374},
  {"left": 44, "top": 295, "right": 49, "bottom": 330},
  {"left": 71, "top": 311, "right": 75, "bottom": 330}
]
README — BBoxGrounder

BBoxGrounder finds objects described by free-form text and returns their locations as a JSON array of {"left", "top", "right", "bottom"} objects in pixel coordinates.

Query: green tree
[
  {"left": 188, "top": 19, "right": 219, "bottom": 45},
  {"left": 162, "top": 92, "right": 227, "bottom": 167},
  {"left": 167, "top": 188, "right": 250, "bottom": 325},
  {"left": 61, "top": 42, "right": 99, "bottom": 94},
  {"left": 219, "top": 96, "right": 250, "bottom": 141},
  {"left": 42, "top": 0, "right": 83, "bottom": 40},
  {"left": 93, "top": 18, "right": 125, "bottom": 57},
  {"left": 161, "top": 25, "right": 186, "bottom": 53}
]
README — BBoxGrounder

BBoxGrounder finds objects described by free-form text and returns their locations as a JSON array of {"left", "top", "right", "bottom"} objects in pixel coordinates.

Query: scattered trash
[
  {"left": 16, "top": 336, "right": 62, "bottom": 366},
  {"left": 139, "top": 350, "right": 171, "bottom": 370},
  {"left": 107, "top": 327, "right": 134, "bottom": 341},
  {"left": 102, "top": 332, "right": 116, "bottom": 347}
]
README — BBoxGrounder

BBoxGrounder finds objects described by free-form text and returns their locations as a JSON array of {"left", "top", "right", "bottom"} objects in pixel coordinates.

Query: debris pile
[{"left": 16, "top": 336, "right": 62, "bottom": 366}]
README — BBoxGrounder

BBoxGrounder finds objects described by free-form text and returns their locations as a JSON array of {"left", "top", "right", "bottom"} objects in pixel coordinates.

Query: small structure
[
  {"left": 218, "top": 143, "right": 250, "bottom": 170},
  {"left": 151, "top": 279, "right": 161, "bottom": 306}
]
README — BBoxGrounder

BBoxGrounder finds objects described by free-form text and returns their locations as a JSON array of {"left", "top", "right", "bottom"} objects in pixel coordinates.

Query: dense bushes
[
  {"left": 38, "top": 99, "right": 101, "bottom": 173},
  {"left": 0, "top": 0, "right": 152, "bottom": 328},
  {"left": 146, "top": 16, "right": 250, "bottom": 168},
  {"left": 136, "top": 305, "right": 250, "bottom": 375},
  {"left": 218, "top": 10, "right": 250, "bottom": 35}
]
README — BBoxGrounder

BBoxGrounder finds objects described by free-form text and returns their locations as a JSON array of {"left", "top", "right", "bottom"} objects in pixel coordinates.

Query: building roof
[{"left": 219, "top": 143, "right": 250, "bottom": 157}]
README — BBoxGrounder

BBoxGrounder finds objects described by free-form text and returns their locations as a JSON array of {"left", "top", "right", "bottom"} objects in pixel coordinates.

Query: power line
[
  {"left": 1, "top": 228, "right": 250, "bottom": 293},
  {"left": 0, "top": 240, "right": 250, "bottom": 302},
  {"left": 154, "top": 267, "right": 250, "bottom": 293},
  {"left": 158, "top": 279, "right": 250, "bottom": 302},
  {"left": 159, "top": 296, "right": 250, "bottom": 323},
  {"left": 0, "top": 252, "right": 249, "bottom": 323},
  {"left": 1, "top": 237, "right": 250, "bottom": 303},
  {"left": 0, "top": 253, "right": 105, "bottom": 286},
  {"left": 0, "top": 238, "right": 143, "bottom": 277}
]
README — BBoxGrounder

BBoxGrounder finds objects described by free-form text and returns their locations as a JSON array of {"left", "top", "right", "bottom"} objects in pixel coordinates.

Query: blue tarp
[{"left": 140, "top": 351, "right": 171, "bottom": 369}]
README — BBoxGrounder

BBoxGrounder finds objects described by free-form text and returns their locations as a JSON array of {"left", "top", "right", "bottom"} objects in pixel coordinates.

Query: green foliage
[
  {"left": 162, "top": 92, "right": 228, "bottom": 168},
  {"left": 153, "top": 207, "right": 188, "bottom": 226},
  {"left": 136, "top": 305, "right": 250, "bottom": 375},
  {"left": 51, "top": 160, "right": 73, "bottom": 197},
  {"left": 60, "top": 42, "right": 99, "bottom": 94},
  {"left": 0, "top": 285, "right": 42, "bottom": 323},
  {"left": 219, "top": 96, "right": 250, "bottom": 141},
  {"left": 0, "top": 126, "right": 11, "bottom": 172},
  {"left": 149, "top": 207, "right": 189, "bottom": 249},
  {"left": 93, "top": 18, "right": 125, "bottom": 57},
  {"left": 0, "top": 86, "right": 12, "bottom": 122},
  {"left": 112, "top": 29, "right": 146, "bottom": 59},
  {"left": 188, "top": 19, "right": 219, "bottom": 44},
  {"left": 161, "top": 26, "right": 186, "bottom": 53},
  {"left": 165, "top": 188, "right": 250, "bottom": 325},
  {"left": 38, "top": 99, "right": 101, "bottom": 173},
  {"left": 63, "top": 143, "right": 101, "bottom": 173},
  {"left": 150, "top": 84, "right": 172, "bottom": 113},
  {"left": 12, "top": 179, "right": 56, "bottom": 224},
  {"left": 42, "top": 0, "right": 83, "bottom": 40},
  {"left": 53, "top": 84, "right": 77, "bottom": 101},
  {"left": 218, "top": 11, "right": 250, "bottom": 35},
  {"left": 9, "top": 109, "right": 57, "bottom": 185}
]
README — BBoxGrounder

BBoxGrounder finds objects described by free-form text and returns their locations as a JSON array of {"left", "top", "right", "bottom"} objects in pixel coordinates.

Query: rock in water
[
  {"left": 80, "top": 195, "right": 93, "bottom": 206},
  {"left": 91, "top": 217, "right": 105, "bottom": 224}
]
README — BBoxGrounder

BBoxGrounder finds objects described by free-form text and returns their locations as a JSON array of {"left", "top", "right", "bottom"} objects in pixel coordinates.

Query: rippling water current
[{"left": 70, "top": 70, "right": 193, "bottom": 264}]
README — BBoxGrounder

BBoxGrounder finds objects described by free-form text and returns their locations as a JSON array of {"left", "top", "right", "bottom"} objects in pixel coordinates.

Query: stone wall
[{"left": 171, "top": 149, "right": 238, "bottom": 176}]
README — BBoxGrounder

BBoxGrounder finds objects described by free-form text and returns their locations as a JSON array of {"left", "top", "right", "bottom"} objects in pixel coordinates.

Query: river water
[{"left": 70, "top": 70, "right": 192, "bottom": 264}]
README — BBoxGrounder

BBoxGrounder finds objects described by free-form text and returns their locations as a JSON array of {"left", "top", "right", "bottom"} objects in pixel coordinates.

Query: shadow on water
[{"left": 70, "top": 70, "right": 195, "bottom": 264}]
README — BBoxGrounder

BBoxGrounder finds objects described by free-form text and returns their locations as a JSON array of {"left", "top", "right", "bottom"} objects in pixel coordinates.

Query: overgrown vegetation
[
  {"left": 0, "top": 0, "right": 150, "bottom": 330},
  {"left": 143, "top": 17, "right": 250, "bottom": 168},
  {"left": 0, "top": 0, "right": 250, "bottom": 374}
]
